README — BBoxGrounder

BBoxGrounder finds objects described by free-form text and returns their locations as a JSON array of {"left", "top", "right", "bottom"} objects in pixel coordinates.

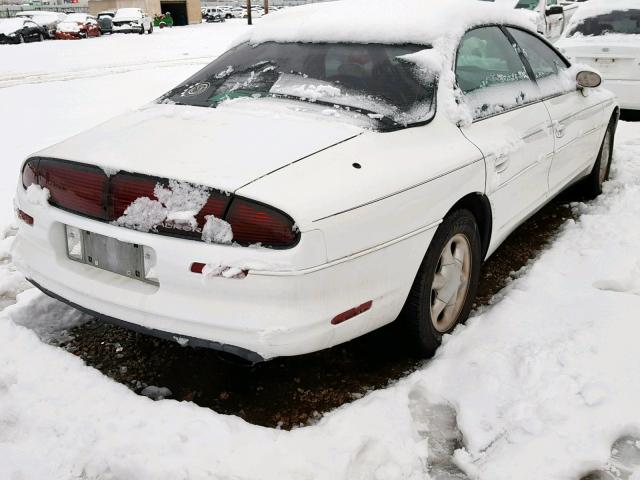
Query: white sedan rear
[
  {"left": 557, "top": 0, "right": 640, "bottom": 110},
  {"left": 11, "top": 0, "right": 618, "bottom": 362}
]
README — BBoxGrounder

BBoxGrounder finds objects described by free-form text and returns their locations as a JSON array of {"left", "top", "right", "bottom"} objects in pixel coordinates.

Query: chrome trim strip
[{"left": 252, "top": 219, "right": 443, "bottom": 277}]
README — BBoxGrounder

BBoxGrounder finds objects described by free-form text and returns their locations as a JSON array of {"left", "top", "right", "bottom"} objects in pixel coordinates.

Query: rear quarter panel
[{"left": 238, "top": 114, "right": 486, "bottom": 262}]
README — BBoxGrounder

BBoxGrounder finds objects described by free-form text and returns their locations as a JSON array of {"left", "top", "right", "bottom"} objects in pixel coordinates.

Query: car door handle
[
  {"left": 494, "top": 154, "right": 509, "bottom": 173},
  {"left": 553, "top": 121, "right": 566, "bottom": 138}
]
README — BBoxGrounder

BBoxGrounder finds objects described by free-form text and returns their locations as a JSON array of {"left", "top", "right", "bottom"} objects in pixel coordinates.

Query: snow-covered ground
[{"left": 2, "top": 21, "right": 640, "bottom": 480}]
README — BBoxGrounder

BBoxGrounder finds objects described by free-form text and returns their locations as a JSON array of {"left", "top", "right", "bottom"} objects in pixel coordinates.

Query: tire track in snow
[{"left": 0, "top": 56, "right": 212, "bottom": 89}]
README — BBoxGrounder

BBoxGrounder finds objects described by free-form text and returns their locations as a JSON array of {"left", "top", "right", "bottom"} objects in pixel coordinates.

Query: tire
[
  {"left": 139, "top": 25, "right": 144, "bottom": 35},
  {"left": 400, "top": 209, "right": 482, "bottom": 357},
  {"left": 581, "top": 116, "right": 617, "bottom": 199},
  {"left": 148, "top": 23, "right": 153, "bottom": 34},
  {"left": 17, "top": 34, "right": 24, "bottom": 44},
  {"left": 37, "top": 33, "right": 44, "bottom": 42}
]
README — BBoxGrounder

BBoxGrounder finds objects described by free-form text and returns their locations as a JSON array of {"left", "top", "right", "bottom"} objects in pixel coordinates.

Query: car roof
[{"left": 235, "top": 0, "right": 533, "bottom": 48}]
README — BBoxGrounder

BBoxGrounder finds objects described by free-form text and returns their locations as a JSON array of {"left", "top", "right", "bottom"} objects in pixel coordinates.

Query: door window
[
  {"left": 507, "top": 27, "right": 572, "bottom": 98},
  {"left": 455, "top": 26, "right": 536, "bottom": 119}
]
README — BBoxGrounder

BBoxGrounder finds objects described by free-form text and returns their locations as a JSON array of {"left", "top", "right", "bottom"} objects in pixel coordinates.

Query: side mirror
[
  {"left": 547, "top": 5, "right": 563, "bottom": 15},
  {"left": 576, "top": 70, "right": 602, "bottom": 89}
]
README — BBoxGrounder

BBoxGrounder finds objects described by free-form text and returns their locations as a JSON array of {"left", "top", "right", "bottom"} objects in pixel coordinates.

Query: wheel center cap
[{"left": 439, "top": 262, "right": 463, "bottom": 304}]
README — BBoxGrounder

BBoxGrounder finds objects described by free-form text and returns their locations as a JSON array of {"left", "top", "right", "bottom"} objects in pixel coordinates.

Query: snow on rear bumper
[{"left": 12, "top": 188, "right": 434, "bottom": 359}]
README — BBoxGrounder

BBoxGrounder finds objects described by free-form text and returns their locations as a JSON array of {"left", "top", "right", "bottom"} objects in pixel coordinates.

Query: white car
[
  {"left": 481, "top": 0, "right": 578, "bottom": 40},
  {"left": 112, "top": 7, "right": 153, "bottom": 34},
  {"left": 556, "top": 0, "right": 640, "bottom": 111},
  {"left": 12, "top": 0, "right": 618, "bottom": 362}
]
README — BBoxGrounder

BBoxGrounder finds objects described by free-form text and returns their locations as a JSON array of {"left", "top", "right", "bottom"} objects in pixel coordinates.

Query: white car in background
[
  {"left": 481, "top": 0, "right": 578, "bottom": 40},
  {"left": 557, "top": 0, "right": 640, "bottom": 111},
  {"left": 112, "top": 7, "right": 153, "bottom": 34},
  {"left": 12, "top": 0, "right": 618, "bottom": 362}
]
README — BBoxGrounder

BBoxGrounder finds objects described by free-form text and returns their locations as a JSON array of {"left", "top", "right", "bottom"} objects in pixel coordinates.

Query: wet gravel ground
[{"left": 61, "top": 188, "right": 579, "bottom": 429}]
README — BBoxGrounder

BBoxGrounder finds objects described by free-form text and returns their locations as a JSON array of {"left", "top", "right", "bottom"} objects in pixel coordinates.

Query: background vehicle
[
  {"left": 202, "top": 7, "right": 226, "bottom": 22},
  {"left": 0, "top": 18, "right": 46, "bottom": 44},
  {"left": 112, "top": 8, "right": 153, "bottom": 34},
  {"left": 557, "top": 0, "right": 640, "bottom": 111},
  {"left": 97, "top": 11, "right": 115, "bottom": 35},
  {"left": 55, "top": 13, "right": 101, "bottom": 40},
  {"left": 483, "top": 0, "right": 578, "bottom": 40},
  {"left": 15, "top": 11, "right": 65, "bottom": 39}
]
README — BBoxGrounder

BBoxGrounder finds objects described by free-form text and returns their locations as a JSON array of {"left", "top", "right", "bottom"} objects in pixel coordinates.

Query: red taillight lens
[
  {"left": 195, "top": 192, "right": 230, "bottom": 227},
  {"left": 38, "top": 159, "right": 108, "bottom": 220},
  {"left": 110, "top": 173, "right": 158, "bottom": 219},
  {"left": 20, "top": 158, "right": 299, "bottom": 249},
  {"left": 225, "top": 197, "right": 298, "bottom": 248},
  {"left": 21, "top": 159, "right": 38, "bottom": 189}
]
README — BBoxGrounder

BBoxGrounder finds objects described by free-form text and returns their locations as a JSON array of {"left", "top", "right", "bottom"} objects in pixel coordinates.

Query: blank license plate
[{"left": 67, "top": 228, "right": 147, "bottom": 282}]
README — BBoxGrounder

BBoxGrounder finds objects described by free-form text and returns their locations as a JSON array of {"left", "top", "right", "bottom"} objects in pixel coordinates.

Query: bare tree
[
  {"left": 247, "top": 0, "right": 252, "bottom": 25},
  {"left": 264, "top": 0, "right": 269, "bottom": 15}
]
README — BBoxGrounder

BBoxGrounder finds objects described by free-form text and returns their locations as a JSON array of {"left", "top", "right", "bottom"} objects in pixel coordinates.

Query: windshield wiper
[{"left": 266, "top": 92, "right": 405, "bottom": 131}]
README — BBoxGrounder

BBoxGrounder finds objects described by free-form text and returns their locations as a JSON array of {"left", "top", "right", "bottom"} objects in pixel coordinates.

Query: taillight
[
  {"left": 196, "top": 195, "right": 229, "bottom": 224},
  {"left": 38, "top": 158, "right": 108, "bottom": 220},
  {"left": 21, "top": 159, "right": 38, "bottom": 188},
  {"left": 110, "top": 173, "right": 158, "bottom": 219},
  {"left": 20, "top": 158, "right": 299, "bottom": 249},
  {"left": 225, "top": 197, "right": 298, "bottom": 248}
]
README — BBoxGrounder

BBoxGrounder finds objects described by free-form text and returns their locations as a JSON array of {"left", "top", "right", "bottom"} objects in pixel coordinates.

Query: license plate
[
  {"left": 594, "top": 58, "right": 614, "bottom": 65},
  {"left": 65, "top": 226, "right": 153, "bottom": 284}
]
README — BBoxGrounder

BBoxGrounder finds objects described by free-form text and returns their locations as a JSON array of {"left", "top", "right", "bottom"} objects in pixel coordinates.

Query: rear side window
[
  {"left": 507, "top": 27, "right": 568, "bottom": 80},
  {"left": 455, "top": 26, "right": 535, "bottom": 119}
]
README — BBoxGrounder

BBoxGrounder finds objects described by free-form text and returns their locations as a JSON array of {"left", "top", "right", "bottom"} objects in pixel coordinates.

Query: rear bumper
[
  {"left": 55, "top": 32, "right": 82, "bottom": 40},
  {"left": 12, "top": 186, "right": 432, "bottom": 359},
  {"left": 602, "top": 79, "right": 640, "bottom": 111},
  {"left": 30, "top": 278, "right": 265, "bottom": 363},
  {"left": 113, "top": 25, "right": 143, "bottom": 33}
]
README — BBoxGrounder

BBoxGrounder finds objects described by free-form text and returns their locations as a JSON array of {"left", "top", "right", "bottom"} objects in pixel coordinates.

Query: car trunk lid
[{"left": 34, "top": 102, "right": 363, "bottom": 193}]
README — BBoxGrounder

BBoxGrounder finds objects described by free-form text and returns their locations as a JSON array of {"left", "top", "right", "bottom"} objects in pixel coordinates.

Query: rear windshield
[
  {"left": 159, "top": 42, "right": 436, "bottom": 130},
  {"left": 567, "top": 9, "right": 640, "bottom": 36}
]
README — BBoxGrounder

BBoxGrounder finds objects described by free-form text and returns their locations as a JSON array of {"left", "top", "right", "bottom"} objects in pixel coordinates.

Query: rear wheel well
[{"left": 446, "top": 193, "right": 492, "bottom": 260}]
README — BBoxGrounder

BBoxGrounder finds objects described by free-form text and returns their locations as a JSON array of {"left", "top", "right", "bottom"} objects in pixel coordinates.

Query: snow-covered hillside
[{"left": 1, "top": 21, "right": 640, "bottom": 480}]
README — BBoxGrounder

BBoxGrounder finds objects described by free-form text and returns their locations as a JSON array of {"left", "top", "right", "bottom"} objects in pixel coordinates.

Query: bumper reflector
[
  {"left": 16, "top": 209, "right": 33, "bottom": 226},
  {"left": 331, "top": 300, "right": 373, "bottom": 325},
  {"left": 190, "top": 262, "right": 206, "bottom": 274}
]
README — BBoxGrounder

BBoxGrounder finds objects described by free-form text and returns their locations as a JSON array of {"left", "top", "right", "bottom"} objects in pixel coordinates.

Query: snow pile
[
  {"left": 237, "top": 0, "right": 533, "bottom": 48},
  {"left": 115, "top": 180, "right": 232, "bottom": 242},
  {"left": 155, "top": 179, "right": 209, "bottom": 231},
  {"left": 24, "top": 184, "right": 49, "bottom": 206},
  {"left": 115, "top": 196, "right": 168, "bottom": 232},
  {"left": 201, "top": 215, "right": 233, "bottom": 244}
]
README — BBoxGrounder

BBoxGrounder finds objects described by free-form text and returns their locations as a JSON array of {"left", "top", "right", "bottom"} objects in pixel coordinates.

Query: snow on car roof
[
  {"left": 0, "top": 18, "right": 25, "bottom": 34},
  {"left": 235, "top": 0, "right": 533, "bottom": 48}
]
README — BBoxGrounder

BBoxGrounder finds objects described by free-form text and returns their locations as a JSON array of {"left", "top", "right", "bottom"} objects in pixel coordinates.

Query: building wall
[{"left": 89, "top": 0, "right": 200, "bottom": 23}]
